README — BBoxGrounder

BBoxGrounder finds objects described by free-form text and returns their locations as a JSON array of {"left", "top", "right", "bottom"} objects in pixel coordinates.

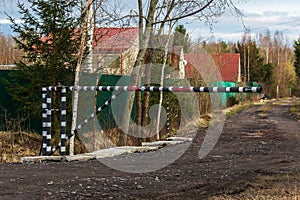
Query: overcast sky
[{"left": 1, "top": 0, "right": 300, "bottom": 45}]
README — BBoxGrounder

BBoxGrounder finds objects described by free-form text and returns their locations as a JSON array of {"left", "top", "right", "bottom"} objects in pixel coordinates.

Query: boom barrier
[
  {"left": 41, "top": 85, "right": 262, "bottom": 156},
  {"left": 44, "top": 85, "right": 262, "bottom": 93}
]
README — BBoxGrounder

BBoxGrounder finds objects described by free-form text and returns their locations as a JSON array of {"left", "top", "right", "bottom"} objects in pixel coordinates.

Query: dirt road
[{"left": 1, "top": 98, "right": 300, "bottom": 199}]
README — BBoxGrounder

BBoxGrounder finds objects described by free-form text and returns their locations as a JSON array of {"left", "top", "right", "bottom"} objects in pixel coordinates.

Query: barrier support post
[
  {"left": 58, "top": 84, "right": 67, "bottom": 156},
  {"left": 41, "top": 88, "right": 47, "bottom": 156},
  {"left": 46, "top": 89, "right": 52, "bottom": 155}
]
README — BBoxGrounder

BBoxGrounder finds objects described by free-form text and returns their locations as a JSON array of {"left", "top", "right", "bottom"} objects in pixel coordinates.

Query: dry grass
[
  {"left": 209, "top": 173, "right": 300, "bottom": 200},
  {"left": 225, "top": 102, "right": 253, "bottom": 118},
  {"left": 0, "top": 131, "right": 42, "bottom": 162},
  {"left": 185, "top": 102, "right": 258, "bottom": 130},
  {"left": 290, "top": 102, "right": 300, "bottom": 120},
  {"left": 77, "top": 128, "right": 148, "bottom": 152},
  {"left": 210, "top": 189, "right": 300, "bottom": 200}
]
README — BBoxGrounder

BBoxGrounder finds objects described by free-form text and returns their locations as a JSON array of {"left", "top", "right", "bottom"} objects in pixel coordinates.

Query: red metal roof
[
  {"left": 93, "top": 27, "right": 139, "bottom": 53},
  {"left": 38, "top": 27, "right": 139, "bottom": 54},
  {"left": 184, "top": 53, "right": 240, "bottom": 82}
]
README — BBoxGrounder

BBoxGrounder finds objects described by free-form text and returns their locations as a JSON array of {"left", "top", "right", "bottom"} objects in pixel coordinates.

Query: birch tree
[
  {"left": 138, "top": 0, "right": 244, "bottom": 144},
  {"left": 96, "top": 0, "right": 245, "bottom": 145},
  {"left": 70, "top": 0, "right": 108, "bottom": 154},
  {"left": 70, "top": 0, "right": 93, "bottom": 155}
]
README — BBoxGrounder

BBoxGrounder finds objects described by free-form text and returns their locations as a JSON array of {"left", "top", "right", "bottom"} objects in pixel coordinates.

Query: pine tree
[
  {"left": 173, "top": 25, "right": 191, "bottom": 52},
  {"left": 294, "top": 38, "right": 300, "bottom": 79},
  {"left": 235, "top": 39, "right": 266, "bottom": 82},
  {"left": 247, "top": 40, "right": 265, "bottom": 82},
  {"left": 5, "top": 0, "right": 83, "bottom": 120}
]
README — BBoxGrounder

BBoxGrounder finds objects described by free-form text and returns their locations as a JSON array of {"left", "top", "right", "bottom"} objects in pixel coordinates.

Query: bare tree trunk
[
  {"left": 266, "top": 46, "right": 269, "bottom": 64},
  {"left": 142, "top": 69, "right": 151, "bottom": 127},
  {"left": 140, "top": 0, "right": 176, "bottom": 140},
  {"left": 119, "top": 35, "right": 153, "bottom": 145},
  {"left": 247, "top": 37, "right": 250, "bottom": 82},
  {"left": 70, "top": 0, "right": 92, "bottom": 155},
  {"left": 243, "top": 35, "right": 247, "bottom": 82},
  {"left": 135, "top": 0, "right": 144, "bottom": 128},
  {"left": 119, "top": 0, "right": 159, "bottom": 146},
  {"left": 142, "top": 48, "right": 153, "bottom": 126},
  {"left": 156, "top": 28, "right": 173, "bottom": 140},
  {"left": 140, "top": 48, "right": 153, "bottom": 143}
]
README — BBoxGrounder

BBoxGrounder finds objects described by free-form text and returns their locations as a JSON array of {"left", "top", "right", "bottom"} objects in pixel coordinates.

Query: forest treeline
[
  {"left": 1, "top": 29, "right": 299, "bottom": 98},
  {"left": 0, "top": 34, "right": 24, "bottom": 65},
  {"left": 190, "top": 30, "right": 300, "bottom": 98},
  {"left": 197, "top": 30, "right": 300, "bottom": 97}
]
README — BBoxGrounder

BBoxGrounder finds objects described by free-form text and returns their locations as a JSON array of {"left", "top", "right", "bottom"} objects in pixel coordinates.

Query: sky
[
  {"left": 1, "top": 0, "right": 300, "bottom": 45},
  {"left": 184, "top": 0, "right": 300, "bottom": 45}
]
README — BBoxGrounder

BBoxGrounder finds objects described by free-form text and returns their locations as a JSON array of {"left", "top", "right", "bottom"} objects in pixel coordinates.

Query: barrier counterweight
[{"left": 42, "top": 85, "right": 262, "bottom": 156}]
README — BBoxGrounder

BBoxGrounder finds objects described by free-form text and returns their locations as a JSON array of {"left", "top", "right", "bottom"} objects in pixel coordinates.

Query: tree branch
[{"left": 152, "top": 0, "right": 214, "bottom": 25}]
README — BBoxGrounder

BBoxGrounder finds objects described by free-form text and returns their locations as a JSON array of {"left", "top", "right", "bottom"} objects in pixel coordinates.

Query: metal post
[
  {"left": 46, "top": 89, "right": 52, "bottom": 155},
  {"left": 41, "top": 88, "right": 47, "bottom": 155},
  {"left": 60, "top": 86, "right": 67, "bottom": 156},
  {"left": 166, "top": 93, "right": 170, "bottom": 137}
]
